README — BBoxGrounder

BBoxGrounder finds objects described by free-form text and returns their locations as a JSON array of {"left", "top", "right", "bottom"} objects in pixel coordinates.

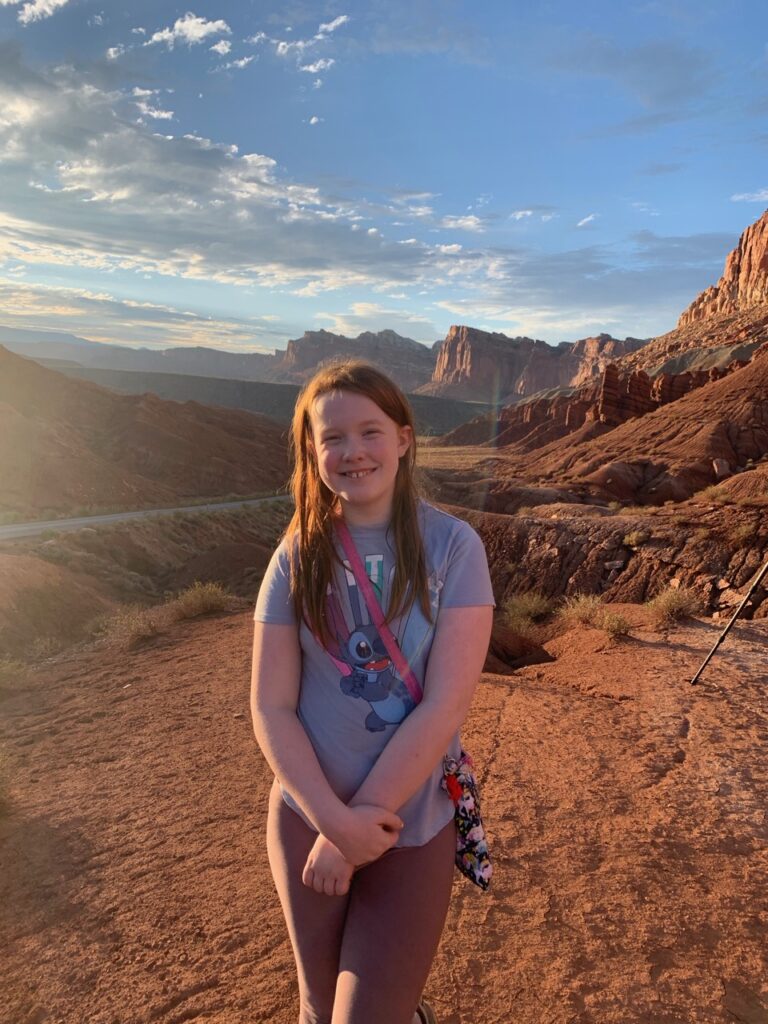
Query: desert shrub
[
  {"left": 169, "top": 581, "right": 233, "bottom": 620},
  {"left": 501, "top": 591, "right": 553, "bottom": 639},
  {"left": 698, "top": 485, "right": 728, "bottom": 503},
  {"left": 0, "top": 657, "right": 28, "bottom": 694},
  {"left": 600, "top": 612, "right": 631, "bottom": 639},
  {"left": 646, "top": 585, "right": 704, "bottom": 625},
  {"left": 558, "top": 593, "right": 603, "bottom": 627},
  {"left": 515, "top": 505, "right": 534, "bottom": 517},
  {"left": 623, "top": 530, "right": 649, "bottom": 547},
  {"left": 95, "top": 605, "right": 163, "bottom": 648},
  {"left": 608, "top": 500, "right": 622, "bottom": 512},
  {"left": 690, "top": 527, "right": 711, "bottom": 543},
  {"left": 726, "top": 523, "right": 754, "bottom": 547}
]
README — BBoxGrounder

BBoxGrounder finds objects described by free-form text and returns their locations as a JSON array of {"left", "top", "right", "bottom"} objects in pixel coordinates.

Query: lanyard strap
[{"left": 335, "top": 519, "right": 423, "bottom": 706}]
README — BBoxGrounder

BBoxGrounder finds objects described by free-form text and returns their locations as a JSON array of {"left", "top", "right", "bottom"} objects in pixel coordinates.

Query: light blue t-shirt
[{"left": 253, "top": 500, "right": 495, "bottom": 846}]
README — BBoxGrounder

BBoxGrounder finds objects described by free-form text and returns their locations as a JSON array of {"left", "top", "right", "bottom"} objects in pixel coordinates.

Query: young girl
[{"left": 250, "top": 360, "right": 494, "bottom": 1024}]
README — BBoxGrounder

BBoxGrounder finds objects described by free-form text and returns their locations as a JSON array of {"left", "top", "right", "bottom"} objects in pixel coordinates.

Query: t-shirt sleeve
[
  {"left": 253, "top": 540, "right": 297, "bottom": 625},
  {"left": 439, "top": 521, "right": 496, "bottom": 608}
]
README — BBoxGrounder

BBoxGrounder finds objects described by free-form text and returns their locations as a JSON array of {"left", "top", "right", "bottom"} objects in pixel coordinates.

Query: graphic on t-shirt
[{"left": 323, "top": 554, "right": 417, "bottom": 733}]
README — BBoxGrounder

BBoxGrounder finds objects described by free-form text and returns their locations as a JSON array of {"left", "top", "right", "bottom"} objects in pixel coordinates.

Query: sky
[{"left": 0, "top": 0, "right": 767, "bottom": 353}]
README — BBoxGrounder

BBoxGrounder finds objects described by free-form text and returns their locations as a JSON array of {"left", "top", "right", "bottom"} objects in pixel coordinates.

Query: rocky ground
[{"left": 3, "top": 606, "right": 768, "bottom": 1024}]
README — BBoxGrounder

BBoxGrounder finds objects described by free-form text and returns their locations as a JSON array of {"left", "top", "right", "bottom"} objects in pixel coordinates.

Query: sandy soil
[{"left": 2, "top": 609, "right": 768, "bottom": 1024}]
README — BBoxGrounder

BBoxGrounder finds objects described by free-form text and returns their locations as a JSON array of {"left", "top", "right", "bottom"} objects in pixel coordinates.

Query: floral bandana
[{"left": 441, "top": 751, "right": 492, "bottom": 890}]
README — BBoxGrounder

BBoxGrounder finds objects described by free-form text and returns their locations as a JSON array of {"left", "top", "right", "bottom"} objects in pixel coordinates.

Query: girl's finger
[
  {"left": 323, "top": 875, "right": 336, "bottom": 896},
  {"left": 302, "top": 866, "right": 314, "bottom": 888}
]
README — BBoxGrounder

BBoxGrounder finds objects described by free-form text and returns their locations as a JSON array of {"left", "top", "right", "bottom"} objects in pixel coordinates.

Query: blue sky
[{"left": 0, "top": 0, "right": 766, "bottom": 352}]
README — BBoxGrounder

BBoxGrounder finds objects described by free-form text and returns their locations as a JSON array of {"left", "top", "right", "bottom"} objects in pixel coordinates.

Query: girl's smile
[{"left": 309, "top": 389, "right": 412, "bottom": 526}]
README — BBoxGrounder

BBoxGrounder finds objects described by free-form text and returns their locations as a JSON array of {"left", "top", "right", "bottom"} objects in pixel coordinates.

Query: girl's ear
[{"left": 397, "top": 424, "right": 413, "bottom": 458}]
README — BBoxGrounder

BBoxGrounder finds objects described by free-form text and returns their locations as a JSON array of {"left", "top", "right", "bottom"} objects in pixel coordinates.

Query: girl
[{"left": 250, "top": 360, "right": 494, "bottom": 1024}]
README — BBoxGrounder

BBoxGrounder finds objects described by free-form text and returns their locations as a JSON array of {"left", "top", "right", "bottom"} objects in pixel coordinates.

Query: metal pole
[{"left": 691, "top": 559, "right": 768, "bottom": 685}]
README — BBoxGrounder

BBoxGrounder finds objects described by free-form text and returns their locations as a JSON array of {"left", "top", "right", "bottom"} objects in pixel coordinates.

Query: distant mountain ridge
[{"left": 1, "top": 323, "right": 651, "bottom": 402}]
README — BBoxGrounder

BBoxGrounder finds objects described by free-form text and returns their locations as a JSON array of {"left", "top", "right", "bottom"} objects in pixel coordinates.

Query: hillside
[
  {"left": 0, "top": 347, "right": 289, "bottom": 520},
  {"left": 3, "top": 603, "right": 767, "bottom": 1024}
]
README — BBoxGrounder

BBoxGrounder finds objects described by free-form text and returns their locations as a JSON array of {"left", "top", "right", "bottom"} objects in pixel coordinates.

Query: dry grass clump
[
  {"left": 726, "top": 523, "right": 755, "bottom": 547},
  {"left": 97, "top": 582, "right": 234, "bottom": 649},
  {"left": 623, "top": 530, "right": 650, "bottom": 547},
  {"left": 169, "top": 581, "right": 233, "bottom": 619},
  {"left": 646, "top": 585, "right": 704, "bottom": 625},
  {"left": 697, "top": 484, "right": 729, "bottom": 503},
  {"left": 0, "top": 657, "right": 29, "bottom": 695},
  {"left": 600, "top": 612, "right": 632, "bottom": 640},
  {"left": 558, "top": 594, "right": 603, "bottom": 627},
  {"left": 557, "top": 595, "right": 632, "bottom": 639},
  {"left": 502, "top": 591, "right": 554, "bottom": 639}
]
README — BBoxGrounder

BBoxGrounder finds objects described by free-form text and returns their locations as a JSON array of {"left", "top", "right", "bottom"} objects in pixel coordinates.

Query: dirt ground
[{"left": 2, "top": 608, "right": 768, "bottom": 1024}]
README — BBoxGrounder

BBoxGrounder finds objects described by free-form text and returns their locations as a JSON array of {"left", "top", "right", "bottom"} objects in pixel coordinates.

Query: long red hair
[{"left": 285, "top": 360, "right": 430, "bottom": 644}]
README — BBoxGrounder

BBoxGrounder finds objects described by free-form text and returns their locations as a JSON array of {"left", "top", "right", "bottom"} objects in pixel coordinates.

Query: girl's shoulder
[{"left": 418, "top": 499, "right": 484, "bottom": 541}]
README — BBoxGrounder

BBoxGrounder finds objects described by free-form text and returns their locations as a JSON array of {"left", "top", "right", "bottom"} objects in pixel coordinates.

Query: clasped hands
[{"left": 301, "top": 803, "right": 402, "bottom": 896}]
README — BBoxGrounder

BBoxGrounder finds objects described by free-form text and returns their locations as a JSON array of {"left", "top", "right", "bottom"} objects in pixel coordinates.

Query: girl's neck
[{"left": 337, "top": 497, "right": 394, "bottom": 530}]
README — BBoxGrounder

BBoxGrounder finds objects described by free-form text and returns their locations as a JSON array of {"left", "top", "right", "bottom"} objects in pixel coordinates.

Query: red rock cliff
[
  {"left": 425, "top": 325, "right": 647, "bottom": 401},
  {"left": 678, "top": 209, "right": 768, "bottom": 327}
]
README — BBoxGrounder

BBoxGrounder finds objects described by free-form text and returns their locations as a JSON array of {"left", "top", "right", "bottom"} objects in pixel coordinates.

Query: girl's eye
[{"left": 364, "top": 429, "right": 381, "bottom": 436}]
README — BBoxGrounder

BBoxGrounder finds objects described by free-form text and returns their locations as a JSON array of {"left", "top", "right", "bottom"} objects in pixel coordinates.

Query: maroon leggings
[{"left": 266, "top": 779, "right": 456, "bottom": 1024}]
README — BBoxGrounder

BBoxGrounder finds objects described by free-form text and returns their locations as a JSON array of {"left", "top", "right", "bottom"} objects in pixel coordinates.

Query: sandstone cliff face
[
  {"left": 273, "top": 328, "right": 434, "bottom": 391},
  {"left": 424, "top": 325, "right": 648, "bottom": 401},
  {"left": 678, "top": 209, "right": 768, "bottom": 326}
]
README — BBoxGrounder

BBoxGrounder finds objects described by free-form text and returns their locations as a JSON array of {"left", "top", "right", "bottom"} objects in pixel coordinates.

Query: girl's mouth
[{"left": 344, "top": 469, "right": 376, "bottom": 479}]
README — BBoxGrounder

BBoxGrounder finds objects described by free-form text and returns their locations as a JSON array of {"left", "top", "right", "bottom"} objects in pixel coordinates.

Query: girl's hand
[
  {"left": 302, "top": 835, "right": 354, "bottom": 896},
  {"left": 329, "top": 803, "right": 403, "bottom": 865}
]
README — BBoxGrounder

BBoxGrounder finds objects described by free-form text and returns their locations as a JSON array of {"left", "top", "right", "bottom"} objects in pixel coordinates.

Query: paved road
[{"left": 0, "top": 495, "right": 289, "bottom": 541}]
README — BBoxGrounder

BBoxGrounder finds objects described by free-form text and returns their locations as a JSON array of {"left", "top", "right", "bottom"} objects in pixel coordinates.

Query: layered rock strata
[{"left": 678, "top": 209, "right": 768, "bottom": 326}]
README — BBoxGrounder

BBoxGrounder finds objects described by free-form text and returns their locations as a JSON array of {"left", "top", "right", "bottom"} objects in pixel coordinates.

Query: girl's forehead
[{"left": 310, "top": 389, "right": 389, "bottom": 425}]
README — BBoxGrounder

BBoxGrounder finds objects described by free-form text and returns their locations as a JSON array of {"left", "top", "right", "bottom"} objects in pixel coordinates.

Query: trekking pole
[{"left": 691, "top": 559, "right": 768, "bottom": 685}]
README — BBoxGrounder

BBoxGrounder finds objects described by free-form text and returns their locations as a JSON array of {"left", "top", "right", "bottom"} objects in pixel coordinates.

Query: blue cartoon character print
[{"left": 324, "top": 556, "right": 417, "bottom": 733}]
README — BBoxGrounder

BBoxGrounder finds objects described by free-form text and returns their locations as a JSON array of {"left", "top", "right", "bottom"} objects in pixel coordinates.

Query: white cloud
[
  {"left": 13, "top": 0, "right": 70, "bottom": 24},
  {"left": 439, "top": 214, "right": 484, "bottom": 232},
  {"left": 0, "top": 55, "right": 732, "bottom": 345},
  {"left": 0, "top": 278, "right": 281, "bottom": 350},
  {"left": 318, "top": 15, "right": 349, "bottom": 35},
  {"left": 576, "top": 213, "right": 597, "bottom": 227},
  {"left": 210, "top": 39, "right": 231, "bottom": 55},
  {"left": 437, "top": 243, "right": 462, "bottom": 254},
  {"left": 219, "top": 56, "right": 254, "bottom": 71},
  {"left": 731, "top": 188, "right": 768, "bottom": 202},
  {"left": 146, "top": 13, "right": 231, "bottom": 49},
  {"left": 300, "top": 58, "right": 335, "bottom": 73},
  {"left": 248, "top": 31, "right": 267, "bottom": 44},
  {"left": 510, "top": 209, "right": 533, "bottom": 221},
  {"left": 135, "top": 100, "right": 174, "bottom": 120},
  {"left": 131, "top": 26, "right": 146, "bottom": 35},
  {"left": 313, "top": 78, "right": 323, "bottom": 89},
  {"left": 89, "top": 12, "right": 103, "bottom": 26},
  {"left": 315, "top": 301, "right": 435, "bottom": 342},
  {"left": 106, "top": 45, "right": 125, "bottom": 60},
  {"left": 309, "top": 115, "right": 322, "bottom": 125}
]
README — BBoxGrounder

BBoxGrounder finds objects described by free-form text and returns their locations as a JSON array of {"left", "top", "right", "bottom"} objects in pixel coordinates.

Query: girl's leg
[
  {"left": 331, "top": 818, "right": 456, "bottom": 1024},
  {"left": 267, "top": 779, "right": 350, "bottom": 1024}
]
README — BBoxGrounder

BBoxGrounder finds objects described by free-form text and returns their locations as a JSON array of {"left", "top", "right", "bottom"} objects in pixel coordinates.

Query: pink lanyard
[{"left": 334, "top": 519, "right": 424, "bottom": 707}]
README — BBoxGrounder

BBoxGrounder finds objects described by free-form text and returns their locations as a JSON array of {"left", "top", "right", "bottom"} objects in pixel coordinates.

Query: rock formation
[
  {"left": 678, "top": 209, "right": 768, "bottom": 326},
  {"left": 423, "top": 325, "right": 648, "bottom": 401},
  {"left": 272, "top": 328, "right": 434, "bottom": 391}
]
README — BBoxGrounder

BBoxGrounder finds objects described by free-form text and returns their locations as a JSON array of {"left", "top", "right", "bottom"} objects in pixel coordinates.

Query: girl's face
[{"left": 309, "top": 389, "right": 413, "bottom": 526}]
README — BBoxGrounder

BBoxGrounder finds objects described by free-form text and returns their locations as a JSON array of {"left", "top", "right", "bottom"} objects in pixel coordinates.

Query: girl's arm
[
  {"left": 250, "top": 620, "right": 403, "bottom": 863},
  {"left": 347, "top": 604, "right": 493, "bottom": 814}
]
